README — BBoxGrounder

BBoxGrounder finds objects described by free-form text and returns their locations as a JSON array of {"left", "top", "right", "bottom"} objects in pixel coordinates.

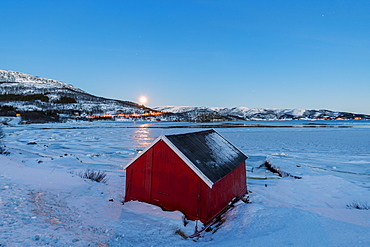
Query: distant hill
[
  {"left": 0, "top": 70, "right": 151, "bottom": 122},
  {"left": 1, "top": 70, "right": 369, "bottom": 123},
  {"left": 153, "top": 106, "right": 370, "bottom": 121}
]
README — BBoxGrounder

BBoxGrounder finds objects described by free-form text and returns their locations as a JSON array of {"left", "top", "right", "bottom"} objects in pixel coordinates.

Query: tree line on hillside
[{"left": 0, "top": 94, "right": 77, "bottom": 103}]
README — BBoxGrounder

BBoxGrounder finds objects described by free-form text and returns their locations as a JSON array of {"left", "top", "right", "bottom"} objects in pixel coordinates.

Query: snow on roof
[{"left": 165, "top": 129, "right": 248, "bottom": 184}]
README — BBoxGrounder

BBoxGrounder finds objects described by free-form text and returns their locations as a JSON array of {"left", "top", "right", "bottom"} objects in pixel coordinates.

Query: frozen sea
[
  {"left": 3, "top": 119, "right": 369, "bottom": 183},
  {"left": 0, "top": 119, "right": 369, "bottom": 246}
]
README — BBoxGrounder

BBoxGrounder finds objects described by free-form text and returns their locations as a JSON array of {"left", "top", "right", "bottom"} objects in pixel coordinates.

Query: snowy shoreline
[{"left": 1, "top": 119, "right": 369, "bottom": 246}]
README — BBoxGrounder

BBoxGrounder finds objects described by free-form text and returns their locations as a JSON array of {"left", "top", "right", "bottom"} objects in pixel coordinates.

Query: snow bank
[{"left": 0, "top": 121, "right": 369, "bottom": 246}]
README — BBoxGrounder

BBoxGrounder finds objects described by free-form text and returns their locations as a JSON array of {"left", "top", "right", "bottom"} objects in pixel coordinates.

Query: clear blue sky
[{"left": 1, "top": 0, "right": 369, "bottom": 114}]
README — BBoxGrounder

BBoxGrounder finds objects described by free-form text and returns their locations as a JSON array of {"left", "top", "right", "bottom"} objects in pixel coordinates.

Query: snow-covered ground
[{"left": 0, "top": 118, "right": 369, "bottom": 246}]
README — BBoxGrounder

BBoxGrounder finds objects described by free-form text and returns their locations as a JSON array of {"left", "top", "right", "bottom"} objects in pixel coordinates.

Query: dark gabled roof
[{"left": 165, "top": 129, "right": 248, "bottom": 184}]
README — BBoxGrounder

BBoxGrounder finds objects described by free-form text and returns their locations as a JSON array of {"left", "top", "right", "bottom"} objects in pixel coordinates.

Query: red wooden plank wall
[{"left": 125, "top": 140, "right": 247, "bottom": 223}]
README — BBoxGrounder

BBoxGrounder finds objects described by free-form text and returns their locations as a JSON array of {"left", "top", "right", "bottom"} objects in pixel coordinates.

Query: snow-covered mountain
[
  {"left": 154, "top": 106, "right": 370, "bottom": 121},
  {"left": 0, "top": 70, "right": 86, "bottom": 94},
  {"left": 1, "top": 69, "right": 368, "bottom": 122},
  {"left": 0, "top": 70, "right": 148, "bottom": 120}
]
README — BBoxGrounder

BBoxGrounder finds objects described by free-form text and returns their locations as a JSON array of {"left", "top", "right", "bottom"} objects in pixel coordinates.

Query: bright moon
[{"left": 139, "top": 96, "right": 147, "bottom": 105}]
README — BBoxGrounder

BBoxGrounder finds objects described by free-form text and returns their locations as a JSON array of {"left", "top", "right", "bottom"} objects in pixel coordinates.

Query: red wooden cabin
[{"left": 124, "top": 129, "right": 248, "bottom": 224}]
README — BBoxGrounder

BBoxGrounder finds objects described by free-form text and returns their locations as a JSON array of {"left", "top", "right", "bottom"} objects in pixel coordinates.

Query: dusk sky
[{"left": 1, "top": 0, "right": 369, "bottom": 114}]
